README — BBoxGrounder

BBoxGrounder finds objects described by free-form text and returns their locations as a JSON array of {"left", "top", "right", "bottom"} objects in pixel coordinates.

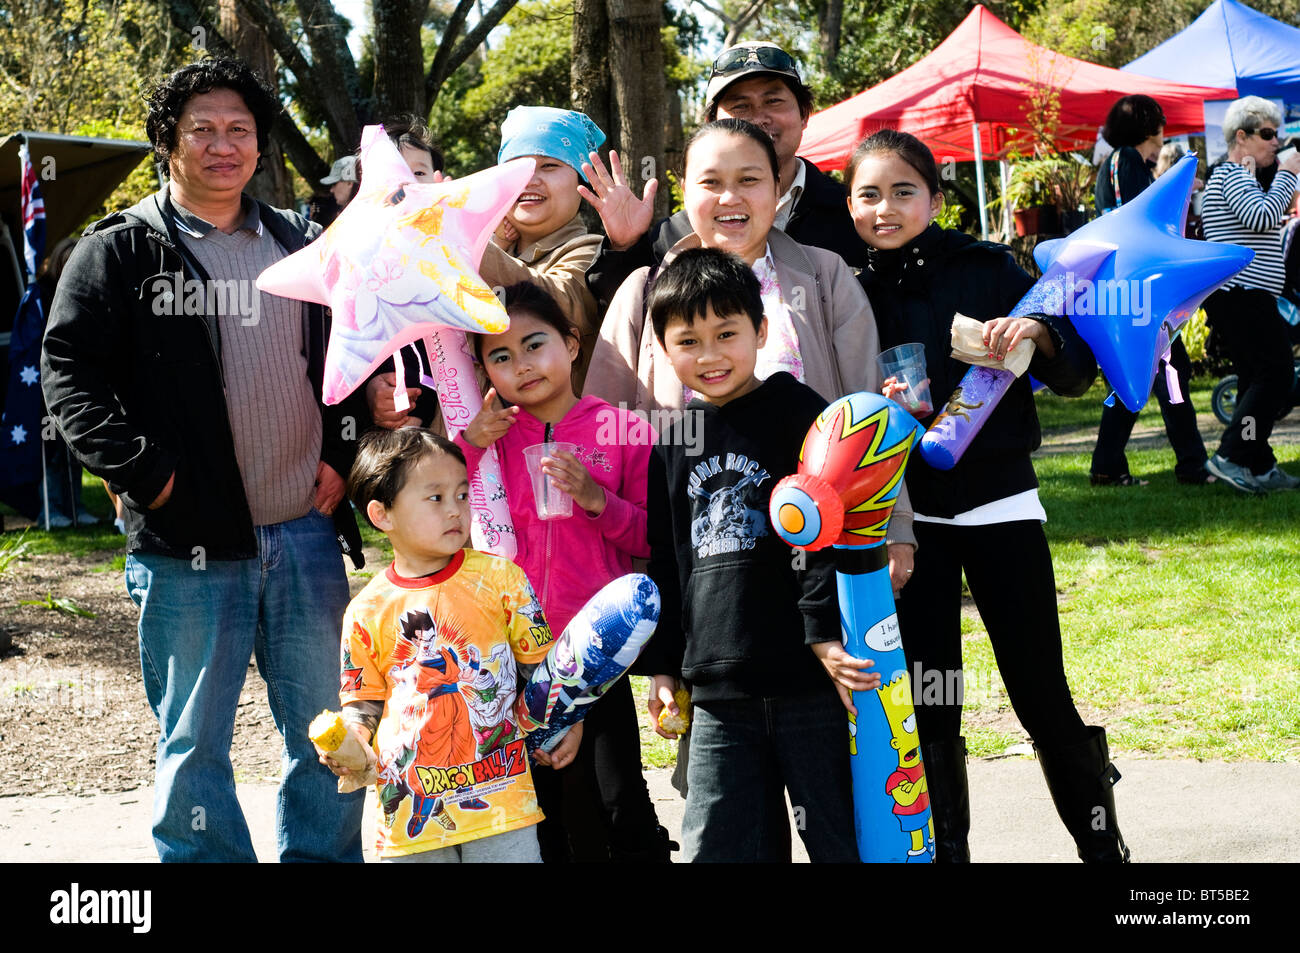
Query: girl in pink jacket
[{"left": 457, "top": 280, "right": 670, "bottom": 863}]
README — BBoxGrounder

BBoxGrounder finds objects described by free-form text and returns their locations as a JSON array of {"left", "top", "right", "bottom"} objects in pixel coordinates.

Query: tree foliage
[
  {"left": 1023, "top": 0, "right": 1300, "bottom": 68},
  {"left": 0, "top": 0, "right": 190, "bottom": 219},
  {"left": 432, "top": 0, "right": 573, "bottom": 173},
  {"left": 0, "top": 0, "right": 181, "bottom": 133}
]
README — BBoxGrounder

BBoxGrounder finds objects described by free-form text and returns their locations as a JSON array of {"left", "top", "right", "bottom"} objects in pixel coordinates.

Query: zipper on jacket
[{"left": 154, "top": 233, "right": 228, "bottom": 392}]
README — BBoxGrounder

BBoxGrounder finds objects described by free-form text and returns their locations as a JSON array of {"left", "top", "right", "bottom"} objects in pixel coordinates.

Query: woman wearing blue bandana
[{"left": 482, "top": 106, "right": 606, "bottom": 387}]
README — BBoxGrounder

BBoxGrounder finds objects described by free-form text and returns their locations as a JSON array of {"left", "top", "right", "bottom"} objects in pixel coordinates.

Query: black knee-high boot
[
  {"left": 921, "top": 737, "right": 970, "bottom": 862},
  {"left": 1035, "top": 726, "right": 1131, "bottom": 863}
]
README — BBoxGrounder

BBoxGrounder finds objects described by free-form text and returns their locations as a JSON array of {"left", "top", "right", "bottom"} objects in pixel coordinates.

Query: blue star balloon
[{"left": 1034, "top": 154, "right": 1253, "bottom": 413}]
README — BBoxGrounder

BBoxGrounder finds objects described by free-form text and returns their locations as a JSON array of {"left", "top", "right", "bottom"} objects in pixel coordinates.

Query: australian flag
[{"left": 0, "top": 142, "right": 48, "bottom": 514}]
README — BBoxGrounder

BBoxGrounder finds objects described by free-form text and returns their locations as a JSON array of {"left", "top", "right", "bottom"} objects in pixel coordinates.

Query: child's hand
[
  {"left": 649, "top": 675, "right": 682, "bottom": 739},
  {"left": 463, "top": 388, "right": 519, "bottom": 448},
  {"left": 882, "top": 375, "right": 932, "bottom": 419},
  {"left": 532, "top": 722, "right": 583, "bottom": 770},
  {"left": 314, "top": 724, "right": 376, "bottom": 778},
  {"left": 811, "top": 642, "right": 881, "bottom": 715},
  {"left": 493, "top": 217, "right": 519, "bottom": 247},
  {"left": 983, "top": 316, "right": 1053, "bottom": 360},
  {"left": 542, "top": 450, "right": 606, "bottom": 515}
]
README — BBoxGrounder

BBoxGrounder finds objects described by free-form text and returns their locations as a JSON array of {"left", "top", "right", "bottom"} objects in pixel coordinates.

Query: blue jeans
[
  {"left": 125, "top": 510, "right": 364, "bottom": 862},
  {"left": 682, "top": 689, "right": 858, "bottom": 863}
]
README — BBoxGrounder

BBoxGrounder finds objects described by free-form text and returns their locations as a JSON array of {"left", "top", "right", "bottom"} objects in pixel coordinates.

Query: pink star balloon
[{"left": 257, "top": 125, "right": 535, "bottom": 405}]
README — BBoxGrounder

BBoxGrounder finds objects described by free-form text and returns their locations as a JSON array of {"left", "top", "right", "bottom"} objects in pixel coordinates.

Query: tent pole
[
  {"left": 999, "top": 159, "right": 1012, "bottom": 238},
  {"left": 972, "top": 122, "right": 989, "bottom": 240}
]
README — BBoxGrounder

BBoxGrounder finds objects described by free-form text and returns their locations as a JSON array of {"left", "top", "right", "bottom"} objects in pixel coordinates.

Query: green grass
[
  {"left": 629, "top": 676, "right": 680, "bottom": 769},
  {"left": 970, "top": 443, "right": 1300, "bottom": 762},
  {"left": 952, "top": 379, "right": 1300, "bottom": 761},
  {"left": 1034, "top": 375, "right": 1218, "bottom": 436}
]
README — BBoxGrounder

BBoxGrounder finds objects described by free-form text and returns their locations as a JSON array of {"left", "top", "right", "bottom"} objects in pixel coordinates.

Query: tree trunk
[
  {"left": 664, "top": 81, "right": 683, "bottom": 197},
  {"left": 219, "top": 0, "right": 292, "bottom": 207},
  {"left": 819, "top": 0, "right": 844, "bottom": 72},
  {"left": 606, "top": 0, "right": 667, "bottom": 218},
  {"left": 571, "top": 0, "right": 611, "bottom": 139},
  {"left": 372, "top": 0, "right": 428, "bottom": 119}
]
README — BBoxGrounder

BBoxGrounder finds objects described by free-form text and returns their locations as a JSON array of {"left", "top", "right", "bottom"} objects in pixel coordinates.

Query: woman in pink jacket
[{"left": 456, "top": 280, "right": 670, "bottom": 863}]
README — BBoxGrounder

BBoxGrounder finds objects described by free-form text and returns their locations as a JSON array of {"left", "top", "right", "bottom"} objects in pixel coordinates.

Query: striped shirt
[
  {"left": 1201, "top": 161, "right": 1297, "bottom": 295},
  {"left": 173, "top": 199, "right": 322, "bottom": 527}
]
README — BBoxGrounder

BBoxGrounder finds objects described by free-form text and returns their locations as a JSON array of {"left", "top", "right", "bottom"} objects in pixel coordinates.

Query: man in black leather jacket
[{"left": 41, "top": 58, "right": 365, "bottom": 862}]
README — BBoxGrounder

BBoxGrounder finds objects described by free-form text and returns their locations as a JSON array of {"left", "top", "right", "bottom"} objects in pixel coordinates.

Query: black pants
[
  {"left": 1091, "top": 337, "right": 1207, "bottom": 480},
  {"left": 532, "top": 675, "right": 664, "bottom": 862},
  {"left": 1205, "top": 286, "right": 1294, "bottom": 474},
  {"left": 896, "top": 519, "right": 1088, "bottom": 748}
]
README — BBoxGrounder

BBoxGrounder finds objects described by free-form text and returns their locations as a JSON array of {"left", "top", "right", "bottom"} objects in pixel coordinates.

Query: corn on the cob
[
  {"left": 309, "top": 709, "right": 377, "bottom": 792},
  {"left": 658, "top": 689, "right": 692, "bottom": 734},
  {"left": 309, "top": 710, "right": 347, "bottom": 752}
]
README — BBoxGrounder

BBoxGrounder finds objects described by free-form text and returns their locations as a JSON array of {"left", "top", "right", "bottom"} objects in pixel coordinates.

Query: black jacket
[
  {"left": 1096, "top": 146, "right": 1154, "bottom": 211},
  {"left": 860, "top": 224, "right": 1097, "bottom": 518},
  {"left": 640, "top": 373, "right": 840, "bottom": 703},
  {"left": 40, "top": 187, "right": 364, "bottom": 563},
  {"left": 586, "top": 159, "right": 867, "bottom": 308}
]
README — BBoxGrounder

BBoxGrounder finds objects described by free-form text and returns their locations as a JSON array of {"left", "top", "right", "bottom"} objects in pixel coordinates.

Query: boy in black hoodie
[{"left": 639, "top": 248, "right": 879, "bottom": 862}]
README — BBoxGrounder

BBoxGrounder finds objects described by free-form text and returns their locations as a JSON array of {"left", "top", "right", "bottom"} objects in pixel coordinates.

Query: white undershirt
[
  {"left": 773, "top": 159, "right": 807, "bottom": 232},
  {"left": 913, "top": 488, "right": 1046, "bottom": 526}
]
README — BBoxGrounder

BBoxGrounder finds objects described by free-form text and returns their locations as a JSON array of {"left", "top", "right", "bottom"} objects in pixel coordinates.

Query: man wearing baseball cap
[
  {"left": 584, "top": 41, "right": 865, "bottom": 307},
  {"left": 320, "top": 155, "right": 359, "bottom": 209}
]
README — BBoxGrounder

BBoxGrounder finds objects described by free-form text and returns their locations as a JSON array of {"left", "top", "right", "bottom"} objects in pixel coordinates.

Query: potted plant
[{"left": 994, "top": 153, "right": 1096, "bottom": 236}]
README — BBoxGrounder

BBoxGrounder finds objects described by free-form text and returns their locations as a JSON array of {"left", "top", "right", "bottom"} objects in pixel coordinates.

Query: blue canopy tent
[{"left": 1123, "top": 0, "right": 1300, "bottom": 99}]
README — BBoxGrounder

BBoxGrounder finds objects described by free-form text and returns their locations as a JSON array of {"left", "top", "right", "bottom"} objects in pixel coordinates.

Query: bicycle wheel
[{"left": 1212, "top": 375, "right": 1237, "bottom": 426}]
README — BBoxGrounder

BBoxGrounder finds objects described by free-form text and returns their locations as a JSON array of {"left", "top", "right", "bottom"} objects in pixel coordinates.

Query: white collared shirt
[{"left": 773, "top": 159, "right": 808, "bottom": 232}]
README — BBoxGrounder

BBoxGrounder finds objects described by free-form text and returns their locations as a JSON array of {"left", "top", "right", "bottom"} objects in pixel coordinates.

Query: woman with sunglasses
[
  {"left": 582, "top": 42, "right": 866, "bottom": 310},
  {"left": 1200, "top": 96, "right": 1300, "bottom": 493}
]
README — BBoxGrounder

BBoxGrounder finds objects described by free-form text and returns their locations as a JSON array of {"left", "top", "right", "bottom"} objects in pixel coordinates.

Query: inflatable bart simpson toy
[{"left": 769, "top": 391, "right": 933, "bottom": 863}]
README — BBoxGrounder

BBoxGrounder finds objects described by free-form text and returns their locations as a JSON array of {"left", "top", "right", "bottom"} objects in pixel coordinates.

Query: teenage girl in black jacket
[{"left": 846, "top": 130, "right": 1129, "bottom": 863}]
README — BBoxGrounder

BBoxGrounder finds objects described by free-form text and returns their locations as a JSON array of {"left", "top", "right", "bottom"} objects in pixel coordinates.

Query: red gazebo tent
[
  {"left": 801, "top": 4, "right": 1236, "bottom": 168},
  {"left": 800, "top": 5, "right": 1236, "bottom": 234}
]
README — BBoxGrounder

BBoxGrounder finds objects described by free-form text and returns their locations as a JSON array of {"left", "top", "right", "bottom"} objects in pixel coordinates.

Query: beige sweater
[
  {"left": 583, "top": 228, "right": 915, "bottom": 547},
  {"left": 479, "top": 214, "right": 603, "bottom": 389}
]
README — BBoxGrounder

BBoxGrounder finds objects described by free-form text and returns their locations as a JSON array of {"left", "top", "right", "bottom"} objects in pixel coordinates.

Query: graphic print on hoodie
[{"left": 686, "top": 452, "right": 772, "bottom": 559}]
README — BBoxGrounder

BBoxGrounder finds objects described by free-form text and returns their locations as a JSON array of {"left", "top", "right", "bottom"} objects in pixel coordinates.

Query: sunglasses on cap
[
  {"left": 1249, "top": 127, "right": 1279, "bottom": 140},
  {"left": 711, "top": 45, "right": 799, "bottom": 78}
]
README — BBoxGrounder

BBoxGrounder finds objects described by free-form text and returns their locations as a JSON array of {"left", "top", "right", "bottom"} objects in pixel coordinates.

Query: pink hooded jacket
[{"left": 454, "top": 395, "right": 653, "bottom": 634}]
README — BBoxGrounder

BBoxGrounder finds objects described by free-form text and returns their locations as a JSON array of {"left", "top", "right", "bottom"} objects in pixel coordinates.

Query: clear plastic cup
[
  {"left": 877, "top": 342, "right": 933, "bottom": 417},
  {"left": 523, "top": 442, "right": 577, "bottom": 520}
]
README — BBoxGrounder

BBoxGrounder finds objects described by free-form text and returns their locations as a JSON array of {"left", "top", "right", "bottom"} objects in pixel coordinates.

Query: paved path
[
  {"left": 4, "top": 759, "right": 1296, "bottom": 863},
  {"left": 1038, "top": 409, "right": 1300, "bottom": 456}
]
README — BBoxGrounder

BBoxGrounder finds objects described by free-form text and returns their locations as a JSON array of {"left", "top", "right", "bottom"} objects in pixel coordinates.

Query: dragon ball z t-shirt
[{"left": 339, "top": 549, "right": 554, "bottom": 857}]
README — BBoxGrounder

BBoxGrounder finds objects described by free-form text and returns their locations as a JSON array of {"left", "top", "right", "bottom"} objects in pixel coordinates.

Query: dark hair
[
  {"left": 471, "top": 281, "right": 578, "bottom": 364},
  {"left": 843, "top": 129, "right": 942, "bottom": 197},
  {"left": 685, "top": 118, "right": 781, "bottom": 186},
  {"left": 1101, "top": 95, "right": 1166, "bottom": 148},
  {"left": 384, "top": 114, "right": 445, "bottom": 172},
  {"left": 145, "top": 57, "right": 279, "bottom": 173},
  {"left": 38, "top": 237, "right": 79, "bottom": 292},
  {"left": 346, "top": 428, "right": 467, "bottom": 529},
  {"left": 647, "top": 247, "right": 764, "bottom": 344},
  {"left": 706, "top": 75, "right": 814, "bottom": 122}
]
